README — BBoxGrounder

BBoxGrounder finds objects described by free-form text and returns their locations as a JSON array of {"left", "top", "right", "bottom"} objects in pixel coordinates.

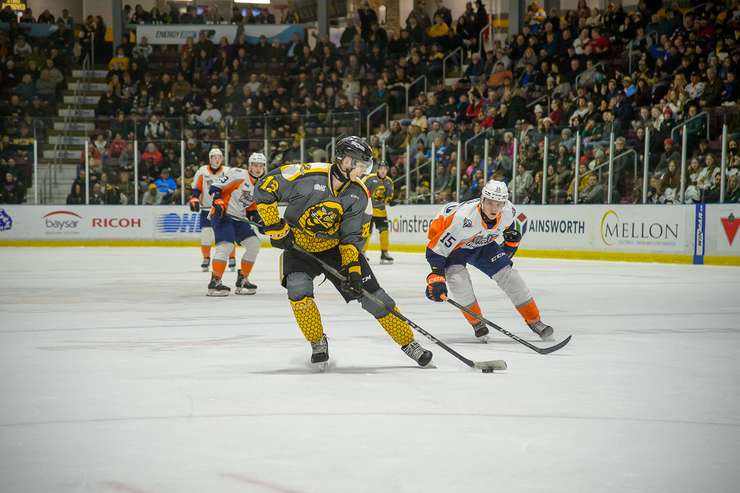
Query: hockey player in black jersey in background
[
  {"left": 362, "top": 160, "right": 395, "bottom": 264},
  {"left": 253, "top": 136, "right": 433, "bottom": 368}
]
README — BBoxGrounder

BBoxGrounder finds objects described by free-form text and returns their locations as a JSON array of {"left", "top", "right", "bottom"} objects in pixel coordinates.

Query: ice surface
[{"left": 0, "top": 247, "right": 738, "bottom": 493}]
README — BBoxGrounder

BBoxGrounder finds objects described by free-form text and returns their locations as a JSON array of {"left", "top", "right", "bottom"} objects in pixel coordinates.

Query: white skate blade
[
  {"left": 310, "top": 361, "right": 329, "bottom": 372},
  {"left": 201, "top": 267, "right": 209, "bottom": 272},
  {"left": 206, "top": 289, "right": 229, "bottom": 297},
  {"left": 380, "top": 259, "right": 394, "bottom": 265},
  {"left": 235, "top": 287, "right": 257, "bottom": 295},
  {"left": 476, "top": 335, "right": 490, "bottom": 344}
]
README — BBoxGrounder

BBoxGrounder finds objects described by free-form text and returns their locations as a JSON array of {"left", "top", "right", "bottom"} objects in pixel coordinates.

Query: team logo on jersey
[
  {"left": 514, "top": 212, "right": 528, "bottom": 235},
  {"left": 0, "top": 209, "right": 12, "bottom": 231},
  {"left": 372, "top": 186, "right": 386, "bottom": 201},
  {"left": 314, "top": 184, "right": 327, "bottom": 192},
  {"left": 721, "top": 213, "right": 738, "bottom": 246},
  {"left": 299, "top": 202, "right": 344, "bottom": 237},
  {"left": 463, "top": 218, "right": 473, "bottom": 228}
]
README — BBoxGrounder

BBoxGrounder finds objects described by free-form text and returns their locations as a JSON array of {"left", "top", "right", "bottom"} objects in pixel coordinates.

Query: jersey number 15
[{"left": 440, "top": 232, "right": 456, "bottom": 248}]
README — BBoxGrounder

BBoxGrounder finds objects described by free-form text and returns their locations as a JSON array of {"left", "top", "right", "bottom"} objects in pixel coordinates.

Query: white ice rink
[{"left": 0, "top": 247, "right": 738, "bottom": 493}]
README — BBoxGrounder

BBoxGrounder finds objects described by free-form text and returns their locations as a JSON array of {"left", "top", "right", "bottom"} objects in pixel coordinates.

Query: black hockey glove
[
  {"left": 263, "top": 219, "right": 294, "bottom": 250},
  {"left": 502, "top": 228, "right": 521, "bottom": 258},
  {"left": 341, "top": 265, "right": 364, "bottom": 296},
  {"left": 246, "top": 210, "right": 265, "bottom": 233},
  {"left": 188, "top": 196, "right": 200, "bottom": 212}
]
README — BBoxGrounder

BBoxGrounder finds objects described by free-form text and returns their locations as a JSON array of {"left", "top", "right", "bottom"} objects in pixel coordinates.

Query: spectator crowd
[{"left": 1, "top": 0, "right": 739, "bottom": 205}]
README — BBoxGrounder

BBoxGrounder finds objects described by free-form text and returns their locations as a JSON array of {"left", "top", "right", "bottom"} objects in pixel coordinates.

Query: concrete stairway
[{"left": 28, "top": 68, "right": 108, "bottom": 204}]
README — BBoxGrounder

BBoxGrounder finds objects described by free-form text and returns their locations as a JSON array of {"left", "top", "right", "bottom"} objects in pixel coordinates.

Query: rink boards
[{"left": 0, "top": 204, "right": 737, "bottom": 265}]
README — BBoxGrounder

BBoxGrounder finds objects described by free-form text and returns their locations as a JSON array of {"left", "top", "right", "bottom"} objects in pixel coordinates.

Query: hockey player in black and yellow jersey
[
  {"left": 362, "top": 161, "right": 395, "bottom": 264},
  {"left": 253, "top": 136, "right": 432, "bottom": 368}
]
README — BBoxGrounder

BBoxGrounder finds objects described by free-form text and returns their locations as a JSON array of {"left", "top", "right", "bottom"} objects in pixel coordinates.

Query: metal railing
[
  {"left": 686, "top": 2, "right": 709, "bottom": 15},
  {"left": 366, "top": 103, "right": 389, "bottom": 138},
  {"left": 670, "top": 111, "right": 710, "bottom": 142},
  {"left": 442, "top": 47, "right": 463, "bottom": 82},
  {"left": 464, "top": 129, "right": 488, "bottom": 161},
  {"left": 577, "top": 146, "right": 638, "bottom": 204},
  {"left": 526, "top": 94, "right": 551, "bottom": 114},
  {"left": 405, "top": 75, "right": 428, "bottom": 115},
  {"left": 478, "top": 21, "right": 491, "bottom": 58},
  {"left": 626, "top": 40, "right": 645, "bottom": 74},
  {"left": 43, "top": 54, "right": 92, "bottom": 204},
  {"left": 575, "top": 62, "right": 604, "bottom": 89}
]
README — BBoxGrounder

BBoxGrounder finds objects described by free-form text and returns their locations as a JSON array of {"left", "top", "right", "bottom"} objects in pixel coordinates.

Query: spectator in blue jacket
[{"left": 154, "top": 168, "right": 176, "bottom": 196}]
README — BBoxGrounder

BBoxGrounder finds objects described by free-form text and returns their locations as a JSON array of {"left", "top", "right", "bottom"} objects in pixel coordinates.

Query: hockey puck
[{"left": 481, "top": 368, "right": 494, "bottom": 373}]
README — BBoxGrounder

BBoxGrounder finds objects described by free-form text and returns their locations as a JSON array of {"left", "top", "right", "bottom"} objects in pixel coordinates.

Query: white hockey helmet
[
  {"left": 248, "top": 152, "right": 267, "bottom": 166},
  {"left": 481, "top": 180, "right": 509, "bottom": 202},
  {"left": 209, "top": 147, "right": 224, "bottom": 167}
]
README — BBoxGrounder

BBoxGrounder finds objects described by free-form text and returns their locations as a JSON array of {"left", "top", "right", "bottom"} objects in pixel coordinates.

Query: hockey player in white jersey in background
[
  {"left": 189, "top": 148, "right": 236, "bottom": 271},
  {"left": 205, "top": 152, "right": 267, "bottom": 296},
  {"left": 424, "top": 180, "right": 555, "bottom": 341}
]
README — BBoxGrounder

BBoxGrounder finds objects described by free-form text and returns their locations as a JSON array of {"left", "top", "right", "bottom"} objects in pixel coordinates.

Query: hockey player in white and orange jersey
[
  {"left": 205, "top": 152, "right": 267, "bottom": 296},
  {"left": 424, "top": 180, "right": 555, "bottom": 341},
  {"left": 189, "top": 147, "right": 236, "bottom": 272}
]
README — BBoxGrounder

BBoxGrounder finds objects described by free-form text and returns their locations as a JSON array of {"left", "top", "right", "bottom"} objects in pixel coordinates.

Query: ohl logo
[
  {"left": 157, "top": 213, "right": 202, "bottom": 233},
  {"left": 514, "top": 212, "right": 528, "bottom": 236}
]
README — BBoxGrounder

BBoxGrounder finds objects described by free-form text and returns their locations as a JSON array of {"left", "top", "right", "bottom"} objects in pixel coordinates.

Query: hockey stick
[
  {"left": 228, "top": 214, "right": 506, "bottom": 372},
  {"left": 445, "top": 298, "right": 572, "bottom": 355},
  {"left": 290, "top": 245, "right": 507, "bottom": 372}
]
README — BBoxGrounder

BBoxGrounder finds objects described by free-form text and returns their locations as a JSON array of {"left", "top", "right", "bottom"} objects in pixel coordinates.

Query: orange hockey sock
[
  {"left": 201, "top": 245, "right": 211, "bottom": 258},
  {"left": 212, "top": 259, "right": 227, "bottom": 279},
  {"left": 516, "top": 300, "right": 541, "bottom": 325},
  {"left": 240, "top": 261, "right": 254, "bottom": 276},
  {"left": 462, "top": 301, "right": 482, "bottom": 326},
  {"left": 229, "top": 249, "right": 236, "bottom": 260}
]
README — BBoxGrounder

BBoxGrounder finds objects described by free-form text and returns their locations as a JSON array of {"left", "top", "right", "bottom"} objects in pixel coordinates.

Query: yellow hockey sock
[
  {"left": 377, "top": 310, "right": 414, "bottom": 346},
  {"left": 290, "top": 296, "right": 324, "bottom": 343},
  {"left": 380, "top": 230, "right": 390, "bottom": 252}
]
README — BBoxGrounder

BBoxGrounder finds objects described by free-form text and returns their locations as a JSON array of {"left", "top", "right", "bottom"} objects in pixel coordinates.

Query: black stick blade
[
  {"left": 474, "top": 360, "right": 508, "bottom": 371},
  {"left": 535, "top": 335, "right": 573, "bottom": 355}
]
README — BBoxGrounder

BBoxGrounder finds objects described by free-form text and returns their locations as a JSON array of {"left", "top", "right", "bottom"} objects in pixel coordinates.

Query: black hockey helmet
[{"left": 334, "top": 136, "right": 374, "bottom": 177}]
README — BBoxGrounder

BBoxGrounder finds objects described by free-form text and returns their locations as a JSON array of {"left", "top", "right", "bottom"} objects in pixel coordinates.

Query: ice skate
[
  {"left": 472, "top": 321, "right": 490, "bottom": 342},
  {"left": 310, "top": 335, "right": 329, "bottom": 370},
  {"left": 200, "top": 257, "right": 210, "bottom": 272},
  {"left": 235, "top": 272, "right": 257, "bottom": 295},
  {"left": 207, "top": 276, "right": 230, "bottom": 297},
  {"left": 402, "top": 341, "right": 433, "bottom": 367},
  {"left": 380, "top": 251, "right": 394, "bottom": 264},
  {"left": 528, "top": 320, "right": 554, "bottom": 340},
  {"left": 228, "top": 257, "right": 236, "bottom": 272}
]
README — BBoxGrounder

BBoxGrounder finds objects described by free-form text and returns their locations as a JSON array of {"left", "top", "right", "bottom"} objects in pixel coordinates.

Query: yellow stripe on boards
[
  {"left": 0, "top": 240, "right": 274, "bottom": 248},
  {"left": 362, "top": 243, "right": 700, "bottom": 265},
  {"left": 2, "top": 240, "right": 736, "bottom": 266},
  {"left": 704, "top": 256, "right": 740, "bottom": 266}
]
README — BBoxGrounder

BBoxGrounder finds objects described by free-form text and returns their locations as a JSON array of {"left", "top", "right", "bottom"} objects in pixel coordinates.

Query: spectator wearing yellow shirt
[
  {"left": 108, "top": 47, "right": 129, "bottom": 72},
  {"left": 427, "top": 14, "right": 450, "bottom": 39}
]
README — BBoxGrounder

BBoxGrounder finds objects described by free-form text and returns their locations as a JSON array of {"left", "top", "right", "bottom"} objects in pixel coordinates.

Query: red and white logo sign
[
  {"left": 92, "top": 217, "right": 143, "bottom": 228},
  {"left": 43, "top": 210, "right": 81, "bottom": 233},
  {"left": 720, "top": 213, "right": 738, "bottom": 246}
]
